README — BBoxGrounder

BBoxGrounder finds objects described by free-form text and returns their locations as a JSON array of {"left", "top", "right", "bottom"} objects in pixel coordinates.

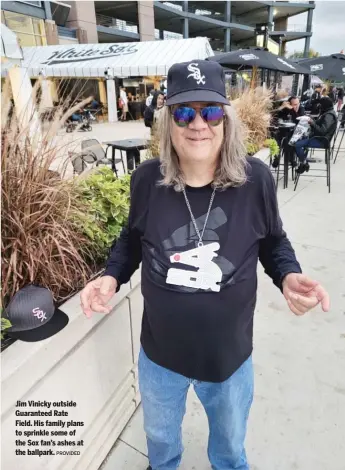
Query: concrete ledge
[
  {"left": 253, "top": 147, "right": 271, "bottom": 164},
  {"left": 1, "top": 271, "right": 143, "bottom": 470}
]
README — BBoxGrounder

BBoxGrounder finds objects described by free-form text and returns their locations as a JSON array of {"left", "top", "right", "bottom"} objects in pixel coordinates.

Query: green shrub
[
  {"left": 76, "top": 167, "right": 131, "bottom": 260},
  {"left": 264, "top": 138, "right": 280, "bottom": 157},
  {"left": 1, "top": 315, "right": 11, "bottom": 340}
]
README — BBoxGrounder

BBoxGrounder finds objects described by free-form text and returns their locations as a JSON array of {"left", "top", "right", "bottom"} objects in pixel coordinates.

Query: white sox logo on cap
[
  {"left": 33, "top": 307, "right": 47, "bottom": 322},
  {"left": 4, "top": 284, "right": 69, "bottom": 342},
  {"left": 187, "top": 63, "right": 206, "bottom": 85},
  {"left": 166, "top": 59, "right": 229, "bottom": 106}
]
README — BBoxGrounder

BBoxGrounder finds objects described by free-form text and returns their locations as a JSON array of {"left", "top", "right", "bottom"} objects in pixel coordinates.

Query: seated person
[
  {"left": 70, "top": 112, "right": 82, "bottom": 122},
  {"left": 277, "top": 96, "right": 305, "bottom": 123},
  {"left": 90, "top": 99, "right": 100, "bottom": 109},
  {"left": 270, "top": 96, "right": 305, "bottom": 168},
  {"left": 294, "top": 97, "right": 337, "bottom": 174}
]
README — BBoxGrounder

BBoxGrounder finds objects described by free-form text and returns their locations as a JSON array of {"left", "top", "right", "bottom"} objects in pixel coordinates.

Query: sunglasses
[{"left": 171, "top": 105, "right": 225, "bottom": 128}]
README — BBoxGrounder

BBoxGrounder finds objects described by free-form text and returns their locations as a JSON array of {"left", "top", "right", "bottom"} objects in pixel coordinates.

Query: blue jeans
[
  {"left": 294, "top": 137, "right": 325, "bottom": 162},
  {"left": 138, "top": 347, "right": 254, "bottom": 470}
]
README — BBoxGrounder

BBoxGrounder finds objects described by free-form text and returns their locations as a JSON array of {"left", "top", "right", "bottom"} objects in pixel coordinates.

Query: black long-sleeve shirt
[
  {"left": 104, "top": 158, "right": 302, "bottom": 382},
  {"left": 277, "top": 105, "right": 305, "bottom": 124}
]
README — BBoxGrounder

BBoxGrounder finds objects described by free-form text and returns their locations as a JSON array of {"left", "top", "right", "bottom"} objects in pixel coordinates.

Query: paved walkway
[
  {"left": 98, "top": 128, "right": 345, "bottom": 470},
  {"left": 48, "top": 120, "right": 151, "bottom": 179}
]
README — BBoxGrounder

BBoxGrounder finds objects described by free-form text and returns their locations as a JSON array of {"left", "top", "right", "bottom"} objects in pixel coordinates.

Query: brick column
[
  {"left": 76, "top": 28, "right": 88, "bottom": 44},
  {"left": 45, "top": 20, "right": 58, "bottom": 45},
  {"left": 64, "top": 1, "right": 98, "bottom": 43},
  {"left": 138, "top": 0, "right": 155, "bottom": 41}
]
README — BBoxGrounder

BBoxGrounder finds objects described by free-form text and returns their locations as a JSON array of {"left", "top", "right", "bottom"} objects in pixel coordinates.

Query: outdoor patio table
[{"left": 103, "top": 138, "right": 149, "bottom": 173}]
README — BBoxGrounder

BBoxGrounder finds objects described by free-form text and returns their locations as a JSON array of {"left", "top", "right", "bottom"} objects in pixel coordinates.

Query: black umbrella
[
  {"left": 209, "top": 47, "right": 311, "bottom": 74},
  {"left": 297, "top": 53, "right": 345, "bottom": 82}
]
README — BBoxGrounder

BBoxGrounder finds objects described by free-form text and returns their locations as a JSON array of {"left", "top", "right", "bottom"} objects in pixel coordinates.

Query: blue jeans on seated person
[
  {"left": 294, "top": 137, "right": 325, "bottom": 162},
  {"left": 138, "top": 347, "right": 254, "bottom": 470},
  {"left": 71, "top": 113, "right": 82, "bottom": 122}
]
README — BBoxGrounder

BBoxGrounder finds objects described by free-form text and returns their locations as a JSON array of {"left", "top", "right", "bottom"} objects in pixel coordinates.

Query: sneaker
[
  {"left": 272, "top": 156, "right": 280, "bottom": 168},
  {"left": 296, "top": 162, "right": 310, "bottom": 174}
]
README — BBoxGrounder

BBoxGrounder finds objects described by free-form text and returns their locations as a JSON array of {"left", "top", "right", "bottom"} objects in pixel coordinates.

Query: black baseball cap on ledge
[
  {"left": 4, "top": 285, "right": 69, "bottom": 342},
  {"left": 166, "top": 59, "right": 229, "bottom": 106}
]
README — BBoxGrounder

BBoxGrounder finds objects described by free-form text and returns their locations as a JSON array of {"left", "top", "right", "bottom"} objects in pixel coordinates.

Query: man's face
[
  {"left": 170, "top": 101, "right": 224, "bottom": 164},
  {"left": 290, "top": 98, "right": 300, "bottom": 112}
]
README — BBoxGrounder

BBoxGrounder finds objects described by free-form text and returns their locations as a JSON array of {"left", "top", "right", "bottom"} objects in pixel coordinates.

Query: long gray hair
[{"left": 157, "top": 105, "right": 248, "bottom": 191}]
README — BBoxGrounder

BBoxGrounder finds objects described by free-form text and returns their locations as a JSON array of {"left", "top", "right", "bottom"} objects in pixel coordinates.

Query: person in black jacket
[
  {"left": 144, "top": 91, "right": 164, "bottom": 129},
  {"left": 295, "top": 96, "right": 337, "bottom": 174},
  {"left": 80, "top": 60, "right": 329, "bottom": 470},
  {"left": 277, "top": 96, "right": 305, "bottom": 124}
]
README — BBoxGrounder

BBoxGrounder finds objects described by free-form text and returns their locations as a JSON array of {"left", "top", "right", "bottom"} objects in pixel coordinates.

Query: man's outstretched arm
[{"left": 259, "top": 168, "right": 329, "bottom": 315}]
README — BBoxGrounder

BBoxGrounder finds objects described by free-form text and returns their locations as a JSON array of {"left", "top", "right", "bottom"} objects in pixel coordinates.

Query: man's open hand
[
  {"left": 282, "top": 273, "right": 330, "bottom": 316},
  {"left": 80, "top": 276, "right": 117, "bottom": 318}
]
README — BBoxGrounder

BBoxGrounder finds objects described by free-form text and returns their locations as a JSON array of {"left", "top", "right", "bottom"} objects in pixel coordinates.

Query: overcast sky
[{"left": 286, "top": 0, "right": 345, "bottom": 56}]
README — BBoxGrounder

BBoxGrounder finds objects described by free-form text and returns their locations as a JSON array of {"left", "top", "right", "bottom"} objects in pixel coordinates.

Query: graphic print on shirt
[
  {"left": 149, "top": 206, "right": 235, "bottom": 293},
  {"left": 167, "top": 242, "right": 222, "bottom": 292}
]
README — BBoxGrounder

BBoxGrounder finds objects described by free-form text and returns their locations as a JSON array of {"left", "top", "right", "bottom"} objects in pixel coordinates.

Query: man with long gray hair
[{"left": 81, "top": 60, "right": 330, "bottom": 470}]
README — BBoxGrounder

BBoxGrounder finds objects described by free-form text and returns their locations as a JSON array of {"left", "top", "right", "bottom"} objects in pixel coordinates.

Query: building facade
[{"left": 1, "top": 1, "right": 315, "bottom": 56}]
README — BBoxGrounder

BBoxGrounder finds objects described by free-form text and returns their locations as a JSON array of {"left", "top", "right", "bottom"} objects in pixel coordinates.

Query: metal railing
[
  {"left": 57, "top": 26, "right": 77, "bottom": 38},
  {"left": 188, "top": 5, "right": 224, "bottom": 20},
  {"left": 95, "top": 13, "right": 138, "bottom": 34},
  {"left": 161, "top": 2, "right": 224, "bottom": 20},
  {"left": 161, "top": 2, "right": 182, "bottom": 11},
  {"left": 286, "top": 24, "right": 309, "bottom": 32},
  {"left": 154, "top": 29, "right": 183, "bottom": 40}
]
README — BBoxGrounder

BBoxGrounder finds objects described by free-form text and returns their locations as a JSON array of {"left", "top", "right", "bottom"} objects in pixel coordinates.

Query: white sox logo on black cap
[
  {"left": 187, "top": 63, "right": 206, "bottom": 85},
  {"left": 166, "top": 59, "right": 229, "bottom": 107}
]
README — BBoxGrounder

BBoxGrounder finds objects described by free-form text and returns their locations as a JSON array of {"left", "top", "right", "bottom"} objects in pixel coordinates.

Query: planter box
[
  {"left": 1, "top": 270, "right": 143, "bottom": 470},
  {"left": 253, "top": 147, "right": 271, "bottom": 164}
]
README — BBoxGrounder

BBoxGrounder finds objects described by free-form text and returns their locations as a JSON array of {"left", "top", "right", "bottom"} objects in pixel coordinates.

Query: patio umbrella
[
  {"left": 209, "top": 47, "right": 311, "bottom": 74},
  {"left": 297, "top": 53, "right": 345, "bottom": 82}
]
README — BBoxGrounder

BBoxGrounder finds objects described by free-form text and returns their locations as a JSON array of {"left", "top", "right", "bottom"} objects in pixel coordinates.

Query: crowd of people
[
  {"left": 271, "top": 84, "right": 342, "bottom": 174},
  {"left": 138, "top": 81, "right": 343, "bottom": 176},
  {"left": 117, "top": 86, "right": 167, "bottom": 123}
]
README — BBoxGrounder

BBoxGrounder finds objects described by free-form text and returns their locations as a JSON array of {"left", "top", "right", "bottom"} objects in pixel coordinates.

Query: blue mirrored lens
[
  {"left": 201, "top": 106, "right": 224, "bottom": 126},
  {"left": 173, "top": 107, "right": 196, "bottom": 127}
]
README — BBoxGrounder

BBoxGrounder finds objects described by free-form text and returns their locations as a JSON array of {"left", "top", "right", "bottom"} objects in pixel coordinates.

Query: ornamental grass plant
[{"left": 1, "top": 77, "right": 110, "bottom": 306}]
